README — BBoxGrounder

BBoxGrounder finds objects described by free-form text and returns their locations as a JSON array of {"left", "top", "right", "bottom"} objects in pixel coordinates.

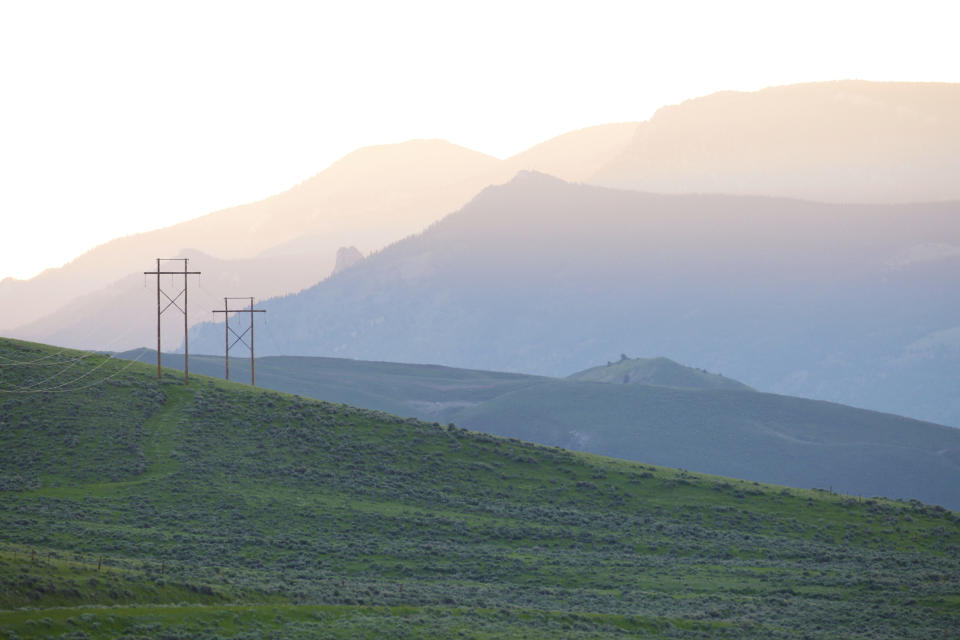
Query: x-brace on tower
[
  {"left": 212, "top": 297, "right": 266, "bottom": 386},
  {"left": 144, "top": 258, "right": 201, "bottom": 384}
]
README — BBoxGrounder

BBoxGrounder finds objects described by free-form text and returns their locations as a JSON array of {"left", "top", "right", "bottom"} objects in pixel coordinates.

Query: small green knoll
[{"left": 567, "top": 355, "right": 754, "bottom": 391}]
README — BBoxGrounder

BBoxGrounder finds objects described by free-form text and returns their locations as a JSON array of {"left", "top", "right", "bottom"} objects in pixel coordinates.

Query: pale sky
[{"left": 1, "top": 0, "right": 958, "bottom": 281}]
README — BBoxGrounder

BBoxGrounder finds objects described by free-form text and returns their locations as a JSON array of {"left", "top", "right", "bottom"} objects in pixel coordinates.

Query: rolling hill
[
  {"left": 186, "top": 171, "right": 960, "bottom": 427},
  {"left": 113, "top": 349, "right": 960, "bottom": 510},
  {"left": 1, "top": 337, "right": 958, "bottom": 639}
]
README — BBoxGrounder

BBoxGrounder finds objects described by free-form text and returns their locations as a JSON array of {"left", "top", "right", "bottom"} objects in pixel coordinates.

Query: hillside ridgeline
[
  {"left": 186, "top": 171, "right": 960, "bottom": 428},
  {"left": 593, "top": 80, "right": 960, "bottom": 203},
  {"left": 115, "top": 348, "right": 960, "bottom": 510}
]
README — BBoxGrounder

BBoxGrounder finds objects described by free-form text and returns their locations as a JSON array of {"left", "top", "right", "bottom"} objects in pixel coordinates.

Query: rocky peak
[{"left": 332, "top": 246, "right": 364, "bottom": 275}]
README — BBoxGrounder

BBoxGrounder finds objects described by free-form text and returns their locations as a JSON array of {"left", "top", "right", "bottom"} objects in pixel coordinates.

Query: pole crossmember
[
  {"left": 144, "top": 258, "right": 201, "bottom": 384},
  {"left": 213, "top": 297, "right": 266, "bottom": 386}
]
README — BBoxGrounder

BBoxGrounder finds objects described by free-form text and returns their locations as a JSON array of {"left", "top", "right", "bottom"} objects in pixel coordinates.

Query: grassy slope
[
  {"left": 115, "top": 349, "right": 960, "bottom": 509},
  {"left": 116, "top": 349, "right": 547, "bottom": 421},
  {"left": 457, "top": 381, "right": 960, "bottom": 508},
  {"left": 2, "top": 338, "right": 959, "bottom": 639}
]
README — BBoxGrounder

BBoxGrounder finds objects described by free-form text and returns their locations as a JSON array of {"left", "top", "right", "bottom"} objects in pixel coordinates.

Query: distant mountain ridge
[
  {"left": 4, "top": 126, "right": 638, "bottom": 348},
  {"left": 592, "top": 80, "right": 960, "bottom": 203},
  {"left": 185, "top": 171, "right": 960, "bottom": 427},
  {"left": 1, "top": 139, "right": 504, "bottom": 334},
  {"left": 9, "top": 80, "right": 960, "bottom": 351},
  {"left": 9, "top": 78, "right": 960, "bottom": 365}
]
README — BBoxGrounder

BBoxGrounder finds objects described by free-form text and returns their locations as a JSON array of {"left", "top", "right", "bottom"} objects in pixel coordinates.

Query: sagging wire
[{"left": 0, "top": 350, "right": 149, "bottom": 394}]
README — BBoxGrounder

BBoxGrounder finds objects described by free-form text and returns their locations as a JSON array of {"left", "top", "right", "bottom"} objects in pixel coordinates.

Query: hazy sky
[{"left": 1, "top": 0, "right": 958, "bottom": 281}]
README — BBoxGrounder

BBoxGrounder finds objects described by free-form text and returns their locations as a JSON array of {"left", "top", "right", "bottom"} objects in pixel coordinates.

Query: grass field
[
  {"left": 2, "top": 338, "right": 959, "bottom": 638},
  {"left": 112, "top": 348, "right": 960, "bottom": 510}
]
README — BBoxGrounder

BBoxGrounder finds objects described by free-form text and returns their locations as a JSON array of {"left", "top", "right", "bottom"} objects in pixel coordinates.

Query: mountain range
[
  {"left": 185, "top": 170, "right": 960, "bottom": 427},
  {"left": 7, "top": 80, "right": 960, "bottom": 361},
  {"left": 1, "top": 124, "right": 637, "bottom": 345}
]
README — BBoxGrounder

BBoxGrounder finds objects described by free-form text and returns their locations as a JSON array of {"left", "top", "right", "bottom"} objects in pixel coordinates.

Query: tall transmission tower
[
  {"left": 212, "top": 297, "right": 266, "bottom": 386},
  {"left": 144, "top": 258, "right": 201, "bottom": 384}
]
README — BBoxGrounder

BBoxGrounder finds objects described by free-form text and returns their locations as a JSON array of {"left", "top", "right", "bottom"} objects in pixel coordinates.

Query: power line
[
  {"left": 0, "top": 350, "right": 98, "bottom": 367},
  {"left": 1, "top": 256, "right": 279, "bottom": 393},
  {"left": 0, "top": 353, "right": 114, "bottom": 392},
  {"left": 0, "top": 305, "right": 130, "bottom": 366},
  {"left": 0, "top": 319, "right": 145, "bottom": 392},
  {"left": 0, "top": 300, "right": 157, "bottom": 393},
  {"left": 0, "top": 350, "right": 149, "bottom": 394},
  {"left": 2, "top": 354, "right": 92, "bottom": 391}
]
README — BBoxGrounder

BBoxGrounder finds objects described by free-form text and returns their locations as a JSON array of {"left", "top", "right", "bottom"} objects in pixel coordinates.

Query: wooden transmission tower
[
  {"left": 144, "top": 258, "right": 201, "bottom": 384},
  {"left": 213, "top": 297, "right": 266, "bottom": 386}
]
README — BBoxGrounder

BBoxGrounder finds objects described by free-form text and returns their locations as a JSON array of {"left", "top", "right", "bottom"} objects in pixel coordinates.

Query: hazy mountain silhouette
[
  {"left": 3, "top": 127, "right": 639, "bottom": 346},
  {"left": 504, "top": 122, "right": 639, "bottom": 182},
  {"left": 10, "top": 80, "right": 960, "bottom": 359},
  {"left": 187, "top": 172, "right": 960, "bottom": 426},
  {"left": 592, "top": 80, "right": 960, "bottom": 203},
  {"left": 9, "top": 247, "right": 340, "bottom": 351},
  {"left": 0, "top": 140, "right": 501, "bottom": 332}
]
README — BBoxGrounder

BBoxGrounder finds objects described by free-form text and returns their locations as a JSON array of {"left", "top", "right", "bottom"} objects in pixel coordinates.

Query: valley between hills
[{"left": 1, "top": 338, "right": 959, "bottom": 639}]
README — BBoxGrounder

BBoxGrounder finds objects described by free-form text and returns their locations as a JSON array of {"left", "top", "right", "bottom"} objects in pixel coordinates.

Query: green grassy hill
[
  {"left": 115, "top": 349, "right": 960, "bottom": 509},
  {"left": 456, "top": 380, "right": 960, "bottom": 509},
  {"left": 2, "top": 338, "right": 959, "bottom": 639}
]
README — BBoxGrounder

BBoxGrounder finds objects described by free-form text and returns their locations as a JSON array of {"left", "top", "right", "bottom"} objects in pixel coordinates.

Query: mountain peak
[
  {"left": 320, "top": 138, "right": 500, "bottom": 178},
  {"left": 332, "top": 246, "right": 364, "bottom": 275},
  {"left": 508, "top": 169, "right": 567, "bottom": 184}
]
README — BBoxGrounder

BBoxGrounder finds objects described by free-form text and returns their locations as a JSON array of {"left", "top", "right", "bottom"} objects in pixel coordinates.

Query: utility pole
[
  {"left": 212, "top": 297, "right": 266, "bottom": 386},
  {"left": 144, "top": 258, "right": 201, "bottom": 384}
]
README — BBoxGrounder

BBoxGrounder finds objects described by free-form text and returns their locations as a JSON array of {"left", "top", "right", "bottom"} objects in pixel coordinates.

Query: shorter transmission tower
[
  {"left": 144, "top": 258, "right": 201, "bottom": 384},
  {"left": 212, "top": 297, "right": 266, "bottom": 386}
]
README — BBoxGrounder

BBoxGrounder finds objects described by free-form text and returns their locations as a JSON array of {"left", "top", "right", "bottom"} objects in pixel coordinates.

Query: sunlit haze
[{"left": 1, "top": 0, "right": 958, "bottom": 280}]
